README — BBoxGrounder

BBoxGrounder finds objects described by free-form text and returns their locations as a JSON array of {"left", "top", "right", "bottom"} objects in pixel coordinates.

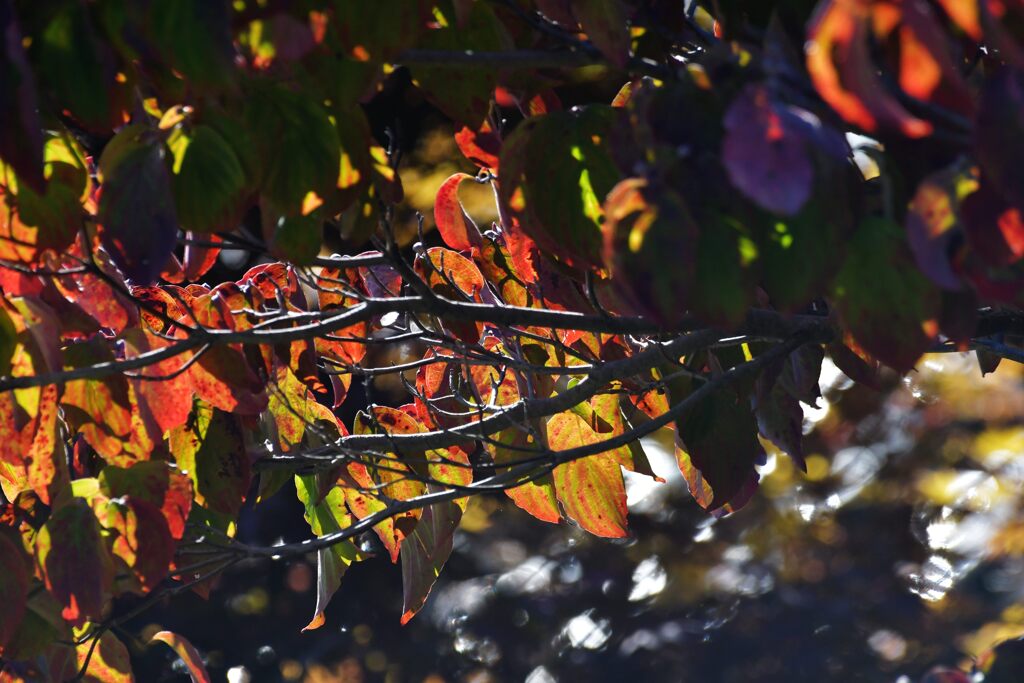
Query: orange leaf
[
  {"left": 547, "top": 412, "right": 629, "bottom": 537},
  {"left": 434, "top": 173, "right": 484, "bottom": 253},
  {"left": 150, "top": 631, "right": 211, "bottom": 683}
]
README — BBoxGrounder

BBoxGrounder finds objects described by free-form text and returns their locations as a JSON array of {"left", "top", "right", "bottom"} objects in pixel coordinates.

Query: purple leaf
[{"left": 99, "top": 131, "right": 178, "bottom": 285}]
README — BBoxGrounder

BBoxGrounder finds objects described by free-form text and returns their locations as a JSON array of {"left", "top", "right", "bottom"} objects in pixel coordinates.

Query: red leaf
[
  {"left": 807, "top": 1, "right": 933, "bottom": 137},
  {"left": 454, "top": 120, "right": 501, "bottom": 171},
  {"left": 99, "top": 461, "right": 193, "bottom": 540},
  {"left": 183, "top": 232, "right": 222, "bottom": 281},
  {"left": 35, "top": 499, "right": 113, "bottom": 627},
  {"left": 122, "top": 328, "right": 194, "bottom": 435},
  {"left": 962, "top": 181, "right": 1024, "bottom": 266},
  {"left": 434, "top": 173, "right": 485, "bottom": 253}
]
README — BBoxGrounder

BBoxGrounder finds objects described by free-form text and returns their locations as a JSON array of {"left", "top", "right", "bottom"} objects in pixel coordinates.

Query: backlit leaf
[
  {"left": 98, "top": 129, "right": 178, "bottom": 285},
  {"left": 400, "top": 498, "right": 461, "bottom": 624},
  {"left": 572, "top": 0, "right": 630, "bottom": 68},
  {"left": 170, "top": 124, "right": 249, "bottom": 234},
  {"left": 76, "top": 630, "right": 132, "bottom": 683},
  {"left": 547, "top": 412, "right": 629, "bottom": 537},
  {"left": 833, "top": 217, "right": 940, "bottom": 373},
  {"left": 454, "top": 120, "right": 501, "bottom": 171},
  {"left": 150, "top": 631, "right": 211, "bottom": 683},
  {"left": 246, "top": 85, "right": 340, "bottom": 213},
  {"left": 35, "top": 499, "right": 113, "bottom": 627},
  {"left": 434, "top": 173, "right": 484, "bottom": 253},
  {"left": 169, "top": 403, "right": 251, "bottom": 519},
  {"left": 500, "top": 106, "right": 624, "bottom": 270},
  {"left": 0, "top": 5, "right": 43, "bottom": 192},
  {"left": 295, "top": 473, "right": 359, "bottom": 632},
  {"left": 99, "top": 461, "right": 193, "bottom": 540},
  {"left": 95, "top": 496, "right": 174, "bottom": 592},
  {"left": 676, "top": 384, "right": 765, "bottom": 514}
]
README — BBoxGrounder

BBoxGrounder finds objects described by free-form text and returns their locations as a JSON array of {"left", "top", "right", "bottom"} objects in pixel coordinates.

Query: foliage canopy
[{"left": 2, "top": 0, "right": 1024, "bottom": 680}]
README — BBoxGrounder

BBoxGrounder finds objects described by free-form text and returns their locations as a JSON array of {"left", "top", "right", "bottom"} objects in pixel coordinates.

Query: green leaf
[
  {"left": 759, "top": 190, "right": 850, "bottom": 312},
  {"left": 246, "top": 85, "right": 341, "bottom": 213},
  {"left": 333, "top": 0, "right": 427, "bottom": 62},
  {"left": 34, "top": 2, "right": 127, "bottom": 132},
  {"left": 98, "top": 461, "right": 193, "bottom": 540},
  {"left": 170, "top": 124, "right": 249, "bottom": 234},
  {"left": 34, "top": 498, "right": 113, "bottom": 627},
  {"left": 97, "top": 129, "right": 178, "bottom": 285},
  {"left": 270, "top": 213, "right": 323, "bottom": 266},
  {"left": 295, "top": 474, "right": 360, "bottom": 631},
  {"left": 603, "top": 178, "right": 698, "bottom": 326},
  {"left": 0, "top": 531, "right": 29, "bottom": 651},
  {"left": 572, "top": 0, "right": 630, "bottom": 67},
  {"left": 675, "top": 384, "right": 764, "bottom": 514},
  {"left": 149, "top": 0, "right": 235, "bottom": 90},
  {"left": 832, "top": 216, "right": 940, "bottom": 373},
  {"left": 400, "top": 498, "right": 461, "bottom": 624},
  {"left": 169, "top": 403, "right": 251, "bottom": 519},
  {"left": 693, "top": 211, "right": 757, "bottom": 327},
  {"left": 411, "top": 3, "right": 511, "bottom": 127},
  {"left": 500, "top": 105, "right": 624, "bottom": 270}
]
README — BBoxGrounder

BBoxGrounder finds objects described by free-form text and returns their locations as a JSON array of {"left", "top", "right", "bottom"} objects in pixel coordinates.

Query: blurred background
[{"left": 121, "top": 72, "right": 1024, "bottom": 683}]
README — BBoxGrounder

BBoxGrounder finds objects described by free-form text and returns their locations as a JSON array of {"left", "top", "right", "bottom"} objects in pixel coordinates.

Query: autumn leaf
[
  {"left": 76, "top": 631, "right": 133, "bottom": 683},
  {"left": 547, "top": 411, "right": 629, "bottom": 537},
  {"left": 676, "top": 383, "right": 765, "bottom": 514},
  {"left": 832, "top": 217, "right": 940, "bottom": 374},
  {"left": 98, "top": 128, "right": 179, "bottom": 285},
  {"left": 434, "top": 173, "right": 485, "bottom": 253},
  {"left": 94, "top": 495, "right": 175, "bottom": 592},
  {"left": 35, "top": 499, "right": 113, "bottom": 627},
  {"left": 169, "top": 403, "right": 251, "bottom": 519},
  {"left": 0, "top": 6, "right": 44, "bottom": 193},
  {"left": 150, "top": 631, "right": 212, "bottom": 683},
  {"left": 400, "top": 497, "right": 462, "bottom": 624},
  {"left": 295, "top": 474, "right": 360, "bottom": 631},
  {"left": 98, "top": 461, "right": 193, "bottom": 540}
]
